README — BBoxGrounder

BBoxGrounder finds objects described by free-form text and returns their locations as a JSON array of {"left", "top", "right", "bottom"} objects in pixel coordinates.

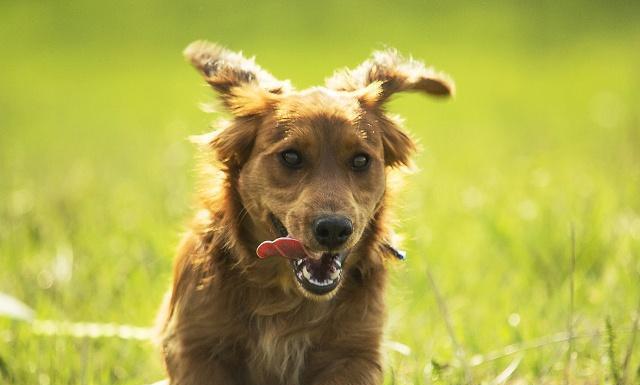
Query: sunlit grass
[{"left": 1, "top": 1, "right": 639, "bottom": 384}]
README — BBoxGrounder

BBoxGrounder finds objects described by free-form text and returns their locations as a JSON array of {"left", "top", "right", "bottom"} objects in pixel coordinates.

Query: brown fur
[{"left": 156, "top": 41, "right": 453, "bottom": 385}]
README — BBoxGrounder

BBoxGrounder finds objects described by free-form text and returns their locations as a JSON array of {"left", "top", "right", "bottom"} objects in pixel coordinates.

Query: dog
[{"left": 156, "top": 41, "right": 453, "bottom": 385}]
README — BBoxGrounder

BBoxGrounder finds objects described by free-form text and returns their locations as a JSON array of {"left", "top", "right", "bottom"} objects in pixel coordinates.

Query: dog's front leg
[
  {"left": 163, "top": 337, "right": 240, "bottom": 385},
  {"left": 165, "top": 354, "right": 239, "bottom": 385},
  {"left": 304, "top": 352, "right": 383, "bottom": 385}
]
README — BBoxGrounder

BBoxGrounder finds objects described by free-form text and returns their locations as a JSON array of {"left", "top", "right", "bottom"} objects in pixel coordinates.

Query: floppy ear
[
  {"left": 192, "top": 118, "right": 259, "bottom": 173},
  {"left": 328, "top": 49, "right": 453, "bottom": 168},
  {"left": 184, "top": 41, "right": 292, "bottom": 116},
  {"left": 186, "top": 41, "right": 292, "bottom": 171},
  {"left": 377, "top": 114, "right": 417, "bottom": 168},
  {"left": 326, "top": 48, "right": 454, "bottom": 105}
]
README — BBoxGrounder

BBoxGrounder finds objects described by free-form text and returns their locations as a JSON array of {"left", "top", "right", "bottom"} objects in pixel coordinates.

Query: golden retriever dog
[{"left": 156, "top": 41, "right": 453, "bottom": 385}]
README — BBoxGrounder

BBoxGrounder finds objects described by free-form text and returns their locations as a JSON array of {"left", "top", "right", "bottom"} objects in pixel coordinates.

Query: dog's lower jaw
[
  {"left": 293, "top": 275, "right": 343, "bottom": 301},
  {"left": 290, "top": 250, "right": 350, "bottom": 299}
]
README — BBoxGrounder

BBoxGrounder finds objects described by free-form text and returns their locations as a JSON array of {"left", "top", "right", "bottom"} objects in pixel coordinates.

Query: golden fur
[{"left": 156, "top": 41, "right": 453, "bottom": 385}]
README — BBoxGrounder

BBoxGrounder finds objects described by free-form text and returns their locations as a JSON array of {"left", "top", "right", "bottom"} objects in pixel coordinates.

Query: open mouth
[
  {"left": 291, "top": 251, "right": 346, "bottom": 295},
  {"left": 266, "top": 213, "right": 349, "bottom": 296}
]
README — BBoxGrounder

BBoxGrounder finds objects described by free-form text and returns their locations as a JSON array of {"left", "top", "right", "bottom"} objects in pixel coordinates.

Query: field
[{"left": 1, "top": 1, "right": 639, "bottom": 384}]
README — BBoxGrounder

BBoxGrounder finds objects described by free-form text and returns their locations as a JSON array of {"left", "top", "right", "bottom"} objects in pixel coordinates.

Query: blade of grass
[
  {"left": 489, "top": 354, "right": 523, "bottom": 385},
  {"left": 606, "top": 316, "right": 622, "bottom": 385},
  {"left": 0, "top": 353, "right": 12, "bottom": 381},
  {"left": 564, "top": 223, "right": 576, "bottom": 385},
  {"left": 621, "top": 270, "right": 640, "bottom": 385},
  {"left": 426, "top": 267, "right": 472, "bottom": 383}
]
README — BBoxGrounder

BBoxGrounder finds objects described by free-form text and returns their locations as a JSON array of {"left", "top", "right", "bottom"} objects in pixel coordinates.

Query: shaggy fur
[{"left": 156, "top": 41, "right": 453, "bottom": 385}]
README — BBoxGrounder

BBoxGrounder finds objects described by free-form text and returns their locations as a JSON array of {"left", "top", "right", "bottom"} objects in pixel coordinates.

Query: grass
[{"left": 1, "top": 1, "right": 640, "bottom": 384}]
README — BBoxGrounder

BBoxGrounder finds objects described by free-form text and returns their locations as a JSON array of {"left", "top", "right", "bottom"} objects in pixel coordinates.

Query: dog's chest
[{"left": 245, "top": 320, "right": 312, "bottom": 385}]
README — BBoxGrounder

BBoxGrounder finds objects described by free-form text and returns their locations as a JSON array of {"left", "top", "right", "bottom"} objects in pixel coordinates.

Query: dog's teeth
[
  {"left": 302, "top": 266, "right": 312, "bottom": 280},
  {"left": 329, "top": 269, "right": 340, "bottom": 280},
  {"left": 310, "top": 278, "right": 329, "bottom": 286},
  {"left": 318, "top": 278, "right": 334, "bottom": 286},
  {"left": 335, "top": 260, "right": 342, "bottom": 268}
]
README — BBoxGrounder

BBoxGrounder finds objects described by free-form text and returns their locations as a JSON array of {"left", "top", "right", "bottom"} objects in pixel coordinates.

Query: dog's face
[
  {"left": 243, "top": 91, "right": 386, "bottom": 254},
  {"left": 238, "top": 91, "right": 387, "bottom": 297},
  {"left": 185, "top": 42, "right": 453, "bottom": 299}
]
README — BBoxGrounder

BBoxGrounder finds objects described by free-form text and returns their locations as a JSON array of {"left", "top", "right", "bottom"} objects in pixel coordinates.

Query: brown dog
[{"left": 156, "top": 41, "right": 453, "bottom": 385}]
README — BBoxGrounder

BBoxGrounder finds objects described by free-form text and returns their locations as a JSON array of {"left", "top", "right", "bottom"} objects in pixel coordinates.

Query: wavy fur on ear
[
  {"left": 326, "top": 49, "right": 452, "bottom": 167},
  {"left": 377, "top": 113, "right": 418, "bottom": 168},
  {"left": 184, "top": 41, "right": 291, "bottom": 116},
  {"left": 326, "top": 48, "right": 455, "bottom": 104}
]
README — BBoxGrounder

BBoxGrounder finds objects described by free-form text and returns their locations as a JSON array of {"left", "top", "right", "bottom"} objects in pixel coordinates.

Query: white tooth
[
  {"left": 335, "top": 260, "right": 342, "bottom": 268},
  {"left": 302, "top": 266, "right": 312, "bottom": 281},
  {"left": 329, "top": 269, "right": 340, "bottom": 280}
]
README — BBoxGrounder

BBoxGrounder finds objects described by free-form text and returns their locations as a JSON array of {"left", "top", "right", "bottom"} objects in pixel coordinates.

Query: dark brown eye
[
  {"left": 281, "top": 150, "right": 303, "bottom": 168},
  {"left": 351, "top": 154, "right": 370, "bottom": 170}
]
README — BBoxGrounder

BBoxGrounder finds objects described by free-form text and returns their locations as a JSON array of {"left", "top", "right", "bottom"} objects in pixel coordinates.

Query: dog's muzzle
[{"left": 267, "top": 213, "right": 350, "bottom": 296}]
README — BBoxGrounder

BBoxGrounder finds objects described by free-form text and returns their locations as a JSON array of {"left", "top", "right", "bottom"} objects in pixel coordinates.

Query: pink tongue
[{"left": 256, "top": 237, "right": 306, "bottom": 260}]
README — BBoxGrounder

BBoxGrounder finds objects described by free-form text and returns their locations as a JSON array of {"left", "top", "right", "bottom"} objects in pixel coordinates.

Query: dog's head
[{"left": 186, "top": 41, "right": 453, "bottom": 299}]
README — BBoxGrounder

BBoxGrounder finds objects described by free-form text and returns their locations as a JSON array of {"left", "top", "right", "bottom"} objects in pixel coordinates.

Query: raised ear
[
  {"left": 184, "top": 41, "right": 292, "bottom": 116},
  {"left": 326, "top": 48, "right": 454, "bottom": 105}
]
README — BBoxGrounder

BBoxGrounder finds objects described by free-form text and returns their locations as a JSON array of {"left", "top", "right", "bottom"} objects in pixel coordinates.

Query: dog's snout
[{"left": 313, "top": 215, "right": 353, "bottom": 249}]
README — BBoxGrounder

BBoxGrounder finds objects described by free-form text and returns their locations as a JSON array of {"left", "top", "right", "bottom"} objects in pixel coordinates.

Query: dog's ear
[
  {"left": 327, "top": 49, "right": 453, "bottom": 168},
  {"left": 184, "top": 41, "right": 292, "bottom": 116},
  {"left": 192, "top": 118, "right": 259, "bottom": 173},
  {"left": 377, "top": 114, "right": 417, "bottom": 168},
  {"left": 326, "top": 48, "right": 454, "bottom": 105}
]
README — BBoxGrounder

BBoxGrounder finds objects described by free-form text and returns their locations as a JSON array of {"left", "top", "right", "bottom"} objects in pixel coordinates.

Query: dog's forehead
[{"left": 275, "top": 87, "right": 362, "bottom": 123}]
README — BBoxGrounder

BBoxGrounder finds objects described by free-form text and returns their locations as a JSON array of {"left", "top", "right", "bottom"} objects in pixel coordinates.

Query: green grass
[{"left": 1, "top": 1, "right": 640, "bottom": 384}]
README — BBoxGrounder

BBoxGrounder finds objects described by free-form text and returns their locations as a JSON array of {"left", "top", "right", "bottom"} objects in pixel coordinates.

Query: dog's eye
[
  {"left": 351, "top": 154, "right": 370, "bottom": 170},
  {"left": 281, "top": 150, "right": 303, "bottom": 168}
]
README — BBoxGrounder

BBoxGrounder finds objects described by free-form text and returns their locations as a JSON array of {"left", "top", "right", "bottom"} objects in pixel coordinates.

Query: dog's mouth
[
  {"left": 291, "top": 252, "right": 346, "bottom": 295},
  {"left": 256, "top": 213, "right": 349, "bottom": 296}
]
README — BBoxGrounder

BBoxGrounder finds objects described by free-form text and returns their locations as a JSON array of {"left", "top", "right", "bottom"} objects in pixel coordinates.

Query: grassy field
[{"left": 1, "top": 1, "right": 639, "bottom": 384}]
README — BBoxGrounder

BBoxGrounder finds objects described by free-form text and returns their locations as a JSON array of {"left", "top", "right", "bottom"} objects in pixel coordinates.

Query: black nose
[{"left": 313, "top": 215, "right": 353, "bottom": 249}]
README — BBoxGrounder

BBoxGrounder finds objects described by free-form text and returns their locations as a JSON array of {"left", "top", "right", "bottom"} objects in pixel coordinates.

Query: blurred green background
[{"left": 1, "top": 1, "right": 639, "bottom": 384}]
